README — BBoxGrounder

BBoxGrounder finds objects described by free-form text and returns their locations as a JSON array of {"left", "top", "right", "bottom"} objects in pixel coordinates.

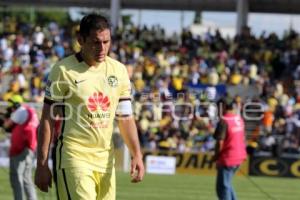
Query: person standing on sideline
[
  {"left": 213, "top": 98, "right": 247, "bottom": 200},
  {"left": 34, "top": 13, "right": 144, "bottom": 200},
  {"left": 1, "top": 95, "right": 38, "bottom": 200}
]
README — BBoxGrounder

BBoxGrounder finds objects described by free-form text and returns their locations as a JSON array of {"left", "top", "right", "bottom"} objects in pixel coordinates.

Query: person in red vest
[
  {"left": 1, "top": 95, "right": 39, "bottom": 200},
  {"left": 213, "top": 98, "right": 247, "bottom": 200}
]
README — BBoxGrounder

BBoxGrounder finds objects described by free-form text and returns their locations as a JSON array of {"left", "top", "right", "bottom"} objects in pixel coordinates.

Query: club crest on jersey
[{"left": 107, "top": 75, "right": 118, "bottom": 87}]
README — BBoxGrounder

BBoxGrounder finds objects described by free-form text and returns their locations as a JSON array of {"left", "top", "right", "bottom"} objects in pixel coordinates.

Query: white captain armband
[{"left": 116, "top": 100, "right": 133, "bottom": 115}]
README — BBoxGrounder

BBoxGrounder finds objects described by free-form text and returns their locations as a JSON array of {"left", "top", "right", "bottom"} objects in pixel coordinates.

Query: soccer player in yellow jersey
[{"left": 34, "top": 14, "right": 144, "bottom": 200}]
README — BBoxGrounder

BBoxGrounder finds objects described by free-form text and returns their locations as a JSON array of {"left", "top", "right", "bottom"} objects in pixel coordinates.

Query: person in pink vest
[
  {"left": 1, "top": 95, "right": 38, "bottom": 200},
  {"left": 213, "top": 98, "right": 247, "bottom": 200}
]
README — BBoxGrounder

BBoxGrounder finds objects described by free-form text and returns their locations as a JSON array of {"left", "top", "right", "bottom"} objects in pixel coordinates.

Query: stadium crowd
[{"left": 0, "top": 17, "right": 300, "bottom": 156}]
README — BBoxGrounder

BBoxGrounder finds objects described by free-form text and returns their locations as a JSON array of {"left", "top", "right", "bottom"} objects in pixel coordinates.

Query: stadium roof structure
[
  {"left": 0, "top": 0, "right": 299, "bottom": 33},
  {"left": 0, "top": 0, "right": 299, "bottom": 14}
]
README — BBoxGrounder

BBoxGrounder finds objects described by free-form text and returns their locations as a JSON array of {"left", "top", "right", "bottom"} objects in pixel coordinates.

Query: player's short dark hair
[{"left": 79, "top": 14, "right": 111, "bottom": 40}]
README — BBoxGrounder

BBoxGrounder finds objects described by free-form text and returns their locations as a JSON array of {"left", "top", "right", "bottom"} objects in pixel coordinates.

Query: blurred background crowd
[{"left": 0, "top": 14, "right": 300, "bottom": 157}]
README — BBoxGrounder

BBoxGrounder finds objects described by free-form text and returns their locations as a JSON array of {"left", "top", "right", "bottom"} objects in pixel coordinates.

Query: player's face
[{"left": 80, "top": 28, "right": 111, "bottom": 64}]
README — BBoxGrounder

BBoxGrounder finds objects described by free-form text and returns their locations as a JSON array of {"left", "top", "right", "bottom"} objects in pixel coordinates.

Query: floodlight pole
[
  {"left": 236, "top": 0, "right": 249, "bottom": 34},
  {"left": 110, "top": 0, "right": 121, "bottom": 35}
]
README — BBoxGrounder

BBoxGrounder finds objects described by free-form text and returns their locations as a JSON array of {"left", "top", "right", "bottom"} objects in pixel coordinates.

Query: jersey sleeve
[
  {"left": 44, "top": 64, "right": 69, "bottom": 102},
  {"left": 10, "top": 107, "right": 28, "bottom": 124},
  {"left": 213, "top": 120, "right": 227, "bottom": 140},
  {"left": 119, "top": 64, "right": 132, "bottom": 100}
]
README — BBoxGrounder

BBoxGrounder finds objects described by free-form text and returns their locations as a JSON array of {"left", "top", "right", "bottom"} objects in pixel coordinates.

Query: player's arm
[
  {"left": 117, "top": 64, "right": 144, "bottom": 182},
  {"left": 116, "top": 98, "right": 144, "bottom": 183},
  {"left": 35, "top": 63, "right": 67, "bottom": 192},
  {"left": 35, "top": 101, "right": 62, "bottom": 192},
  {"left": 118, "top": 116, "right": 144, "bottom": 183},
  {"left": 213, "top": 120, "right": 227, "bottom": 161}
]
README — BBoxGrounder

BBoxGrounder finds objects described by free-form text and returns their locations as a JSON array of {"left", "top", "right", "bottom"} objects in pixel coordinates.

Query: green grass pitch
[{"left": 0, "top": 168, "right": 299, "bottom": 200}]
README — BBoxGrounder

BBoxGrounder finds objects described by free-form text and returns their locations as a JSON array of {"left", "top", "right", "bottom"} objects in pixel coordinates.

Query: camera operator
[{"left": 0, "top": 95, "right": 38, "bottom": 200}]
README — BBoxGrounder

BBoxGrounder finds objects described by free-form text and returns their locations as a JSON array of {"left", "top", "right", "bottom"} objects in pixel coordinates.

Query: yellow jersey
[{"left": 45, "top": 53, "right": 131, "bottom": 173}]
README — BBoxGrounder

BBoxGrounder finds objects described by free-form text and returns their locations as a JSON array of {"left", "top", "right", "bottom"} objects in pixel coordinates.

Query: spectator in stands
[{"left": 1, "top": 13, "right": 300, "bottom": 154}]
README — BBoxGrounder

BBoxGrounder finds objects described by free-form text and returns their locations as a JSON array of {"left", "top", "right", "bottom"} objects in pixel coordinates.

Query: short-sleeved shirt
[
  {"left": 45, "top": 53, "right": 131, "bottom": 172},
  {"left": 11, "top": 106, "right": 29, "bottom": 124},
  {"left": 213, "top": 120, "right": 227, "bottom": 140}
]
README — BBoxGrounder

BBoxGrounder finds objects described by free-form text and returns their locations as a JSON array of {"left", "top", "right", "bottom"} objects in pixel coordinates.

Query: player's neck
[{"left": 80, "top": 51, "right": 102, "bottom": 67}]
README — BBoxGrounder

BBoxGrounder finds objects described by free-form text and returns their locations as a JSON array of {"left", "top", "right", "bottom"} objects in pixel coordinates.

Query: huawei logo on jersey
[{"left": 87, "top": 92, "right": 110, "bottom": 112}]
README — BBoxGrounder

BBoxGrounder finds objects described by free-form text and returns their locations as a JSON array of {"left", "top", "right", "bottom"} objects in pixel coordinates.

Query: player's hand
[
  {"left": 130, "top": 155, "right": 144, "bottom": 183},
  {"left": 34, "top": 165, "right": 52, "bottom": 192}
]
